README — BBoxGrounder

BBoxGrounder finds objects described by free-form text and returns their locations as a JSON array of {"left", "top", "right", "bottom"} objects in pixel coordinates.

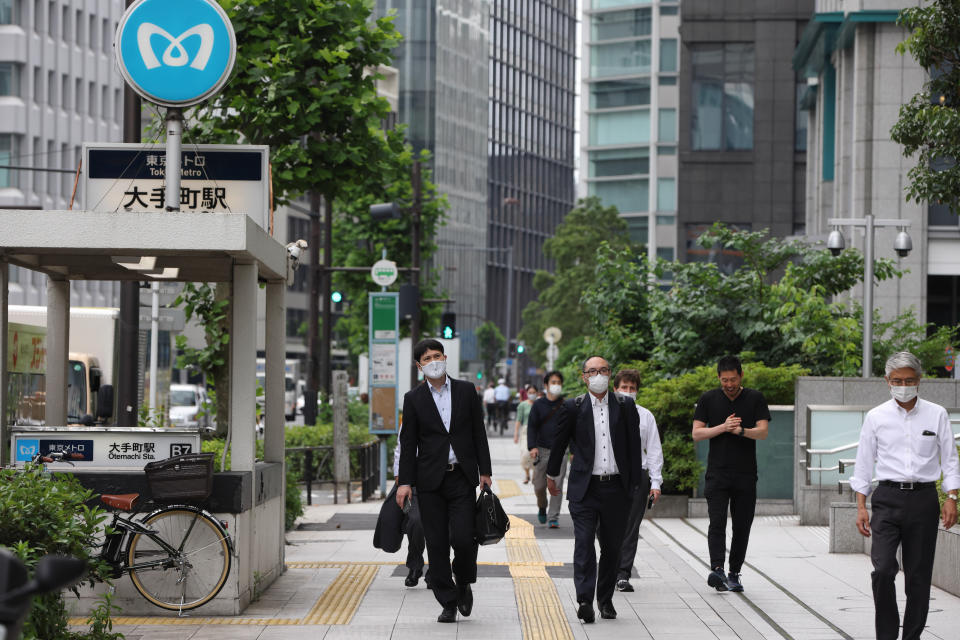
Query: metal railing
[
  {"left": 286, "top": 441, "right": 380, "bottom": 505},
  {"left": 801, "top": 420, "right": 960, "bottom": 494}
]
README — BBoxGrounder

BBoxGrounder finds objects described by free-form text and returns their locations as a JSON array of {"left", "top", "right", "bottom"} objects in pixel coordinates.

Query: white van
[
  {"left": 168, "top": 384, "right": 209, "bottom": 429},
  {"left": 256, "top": 374, "right": 296, "bottom": 421}
]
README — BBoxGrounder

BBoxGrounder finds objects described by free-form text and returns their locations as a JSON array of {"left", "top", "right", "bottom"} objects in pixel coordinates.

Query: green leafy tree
[
  {"left": 475, "top": 321, "right": 506, "bottom": 379},
  {"left": 329, "top": 145, "right": 448, "bottom": 357},
  {"left": 891, "top": 0, "right": 960, "bottom": 214},
  {"left": 518, "top": 197, "right": 636, "bottom": 363}
]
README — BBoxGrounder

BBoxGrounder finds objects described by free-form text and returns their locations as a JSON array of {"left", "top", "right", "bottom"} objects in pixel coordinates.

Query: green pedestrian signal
[
  {"left": 331, "top": 291, "right": 343, "bottom": 303},
  {"left": 476, "top": 371, "right": 483, "bottom": 380},
  {"left": 440, "top": 312, "right": 456, "bottom": 339},
  {"left": 443, "top": 325, "right": 454, "bottom": 339},
  {"left": 517, "top": 343, "right": 525, "bottom": 354}
]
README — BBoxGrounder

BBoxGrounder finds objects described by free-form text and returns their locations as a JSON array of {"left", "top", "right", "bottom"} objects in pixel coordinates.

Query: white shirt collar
[{"left": 591, "top": 392, "right": 608, "bottom": 407}]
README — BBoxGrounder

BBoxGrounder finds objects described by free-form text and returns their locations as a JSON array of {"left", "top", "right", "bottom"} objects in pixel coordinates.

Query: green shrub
[
  {"left": 0, "top": 465, "right": 119, "bottom": 640},
  {"left": 660, "top": 432, "right": 704, "bottom": 494}
]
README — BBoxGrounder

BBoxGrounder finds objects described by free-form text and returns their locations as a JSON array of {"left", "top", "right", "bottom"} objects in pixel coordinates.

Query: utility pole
[
  {"left": 116, "top": 0, "right": 140, "bottom": 427},
  {"left": 304, "top": 191, "right": 321, "bottom": 426},
  {"left": 408, "top": 160, "right": 421, "bottom": 387},
  {"left": 320, "top": 196, "right": 333, "bottom": 397}
]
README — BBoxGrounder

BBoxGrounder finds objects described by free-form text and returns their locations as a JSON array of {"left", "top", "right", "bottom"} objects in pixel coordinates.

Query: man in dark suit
[
  {"left": 397, "top": 339, "right": 493, "bottom": 623},
  {"left": 548, "top": 355, "right": 643, "bottom": 623}
]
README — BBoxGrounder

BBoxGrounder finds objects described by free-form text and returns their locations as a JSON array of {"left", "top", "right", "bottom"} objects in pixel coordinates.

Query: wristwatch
[
  {"left": 738, "top": 426, "right": 744, "bottom": 436},
  {"left": 948, "top": 493, "right": 959, "bottom": 501}
]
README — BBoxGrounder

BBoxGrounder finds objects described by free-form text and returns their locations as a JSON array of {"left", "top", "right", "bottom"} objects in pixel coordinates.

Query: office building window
[
  {"left": 101, "top": 85, "right": 108, "bottom": 119},
  {"left": 661, "top": 6, "right": 679, "bottom": 16},
  {"left": 691, "top": 43, "right": 754, "bottom": 150},
  {"left": 32, "top": 65, "right": 40, "bottom": 102},
  {"left": 46, "top": 69, "right": 54, "bottom": 105},
  {"left": 658, "top": 108, "right": 676, "bottom": 143},
  {"left": 592, "top": 0, "right": 653, "bottom": 9},
  {"left": 658, "top": 145, "right": 676, "bottom": 155},
  {"left": 591, "top": 8, "right": 651, "bottom": 41},
  {"left": 656, "top": 247, "right": 675, "bottom": 261},
  {"left": 590, "top": 109, "right": 650, "bottom": 146},
  {"left": 591, "top": 40, "right": 651, "bottom": 77},
  {"left": 927, "top": 275, "right": 960, "bottom": 329},
  {"left": 929, "top": 201, "right": 959, "bottom": 227},
  {"left": 657, "top": 178, "right": 676, "bottom": 211},
  {"left": 0, "top": 134, "right": 15, "bottom": 188},
  {"left": 0, "top": 63, "right": 19, "bottom": 95},
  {"left": 102, "top": 18, "right": 109, "bottom": 53},
  {"left": 87, "top": 81, "right": 95, "bottom": 116},
  {"left": 74, "top": 77, "right": 82, "bottom": 112},
  {"left": 624, "top": 215, "right": 649, "bottom": 246},
  {"left": 591, "top": 179, "right": 648, "bottom": 214},
  {"left": 31, "top": 136, "right": 40, "bottom": 191},
  {"left": 60, "top": 72, "right": 68, "bottom": 109},
  {"left": 686, "top": 222, "right": 752, "bottom": 273},
  {"left": 591, "top": 78, "right": 650, "bottom": 108},
  {"left": 659, "top": 75, "right": 677, "bottom": 86},
  {"left": 0, "top": 0, "right": 15, "bottom": 24},
  {"left": 47, "top": 0, "right": 53, "bottom": 35},
  {"left": 74, "top": 8, "right": 81, "bottom": 44},
  {"left": 795, "top": 81, "right": 807, "bottom": 152},
  {"left": 589, "top": 147, "right": 649, "bottom": 177},
  {"left": 660, "top": 39, "right": 677, "bottom": 72}
]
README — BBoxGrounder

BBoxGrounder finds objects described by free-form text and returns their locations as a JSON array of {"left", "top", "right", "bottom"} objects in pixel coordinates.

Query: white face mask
[
  {"left": 617, "top": 391, "right": 636, "bottom": 401},
  {"left": 548, "top": 384, "right": 563, "bottom": 397},
  {"left": 587, "top": 374, "right": 609, "bottom": 394},
  {"left": 890, "top": 385, "right": 918, "bottom": 403},
  {"left": 421, "top": 359, "right": 446, "bottom": 380}
]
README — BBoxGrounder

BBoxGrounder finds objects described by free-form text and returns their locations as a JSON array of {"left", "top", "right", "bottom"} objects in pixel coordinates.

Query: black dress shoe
[
  {"left": 457, "top": 583, "right": 473, "bottom": 616},
  {"left": 576, "top": 601, "right": 595, "bottom": 623},
  {"left": 404, "top": 568, "right": 422, "bottom": 587},
  {"left": 438, "top": 605, "right": 457, "bottom": 623},
  {"left": 599, "top": 601, "right": 617, "bottom": 619},
  {"left": 616, "top": 578, "right": 634, "bottom": 592}
]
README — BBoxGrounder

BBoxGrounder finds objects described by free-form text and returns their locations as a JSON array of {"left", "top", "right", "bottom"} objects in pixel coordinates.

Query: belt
[
  {"left": 445, "top": 463, "right": 460, "bottom": 472},
  {"left": 592, "top": 473, "right": 619, "bottom": 482},
  {"left": 878, "top": 480, "right": 936, "bottom": 490}
]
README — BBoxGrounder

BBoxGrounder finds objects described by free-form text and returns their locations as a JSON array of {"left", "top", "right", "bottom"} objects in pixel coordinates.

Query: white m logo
[{"left": 137, "top": 22, "right": 215, "bottom": 70}]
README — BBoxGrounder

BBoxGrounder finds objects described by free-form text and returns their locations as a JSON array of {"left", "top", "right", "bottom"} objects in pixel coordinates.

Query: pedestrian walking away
[
  {"left": 396, "top": 339, "right": 493, "bottom": 623},
  {"left": 483, "top": 383, "right": 496, "bottom": 431},
  {"left": 691, "top": 355, "right": 770, "bottom": 593},
  {"left": 514, "top": 386, "right": 537, "bottom": 484},
  {"left": 851, "top": 351, "right": 959, "bottom": 640},
  {"left": 494, "top": 378, "right": 511, "bottom": 435},
  {"left": 529, "top": 371, "right": 569, "bottom": 528},
  {"left": 547, "top": 356, "right": 643, "bottom": 623},
  {"left": 612, "top": 368, "right": 664, "bottom": 592}
]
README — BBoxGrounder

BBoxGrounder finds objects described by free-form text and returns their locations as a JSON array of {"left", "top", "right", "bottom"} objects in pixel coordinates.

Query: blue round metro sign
[{"left": 115, "top": 0, "right": 236, "bottom": 107}]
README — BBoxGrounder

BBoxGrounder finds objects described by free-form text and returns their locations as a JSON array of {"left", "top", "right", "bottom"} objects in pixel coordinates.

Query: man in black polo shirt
[{"left": 692, "top": 355, "right": 770, "bottom": 593}]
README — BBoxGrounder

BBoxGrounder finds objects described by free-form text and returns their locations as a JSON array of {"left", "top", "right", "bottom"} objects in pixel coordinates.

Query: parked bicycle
[{"left": 15, "top": 451, "right": 233, "bottom": 614}]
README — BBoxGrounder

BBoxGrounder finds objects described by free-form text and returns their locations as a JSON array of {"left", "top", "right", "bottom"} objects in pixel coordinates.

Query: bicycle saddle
[{"left": 101, "top": 494, "right": 140, "bottom": 511}]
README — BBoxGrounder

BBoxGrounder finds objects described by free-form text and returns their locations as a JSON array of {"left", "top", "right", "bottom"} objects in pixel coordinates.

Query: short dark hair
[
  {"left": 717, "top": 355, "right": 742, "bottom": 376},
  {"left": 581, "top": 355, "right": 607, "bottom": 372},
  {"left": 413, "top": 338, "right": 444, "bottom": 363},
  {"left": 613, "top": 368, "right": 641, "bottom": 389},
  {"left": 543, "top": 370, "right": 564, "bottom": 385}
]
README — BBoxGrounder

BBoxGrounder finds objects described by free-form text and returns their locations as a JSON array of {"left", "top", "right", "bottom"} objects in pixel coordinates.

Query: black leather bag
[
  {"left": 474, "top": 484, "right": 510, "bottom": 545},
  {"left": 373, "top": 483, "right": 404, "bottom": 553}
]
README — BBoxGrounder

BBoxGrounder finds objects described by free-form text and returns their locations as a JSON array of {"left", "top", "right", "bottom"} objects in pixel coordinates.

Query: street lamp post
[{"left": 827, "top": 214, "right": 912, "bottom": 378}]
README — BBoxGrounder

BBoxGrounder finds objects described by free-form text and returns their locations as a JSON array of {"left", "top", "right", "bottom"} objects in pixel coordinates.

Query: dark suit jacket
[
  {"left": 398, "top": 377, "right": 492, "bottom": 492},
  {"left": 547, "top": 392, "right": 644, "bottom": 503}
]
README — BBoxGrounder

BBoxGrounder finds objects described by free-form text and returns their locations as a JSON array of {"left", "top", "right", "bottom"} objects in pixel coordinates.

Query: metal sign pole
[{"left": 164, "top": 109, "right": 183, "bottom": 212}]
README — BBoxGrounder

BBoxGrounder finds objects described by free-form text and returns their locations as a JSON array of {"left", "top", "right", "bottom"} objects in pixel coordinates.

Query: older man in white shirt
[{"left": 851, "top": 351, "right": 960, "bottom": 640}]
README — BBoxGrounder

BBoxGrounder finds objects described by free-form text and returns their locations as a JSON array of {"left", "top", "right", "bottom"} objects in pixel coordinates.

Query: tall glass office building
[
  {"left": 580, "top": 0, "right": 680, "bottom": 263},
  {"left": 376, "top": 0, "right": 490, "bottom": 359},
  {"left": 488, "top": 1, "right": 577, "bottom": 349}
]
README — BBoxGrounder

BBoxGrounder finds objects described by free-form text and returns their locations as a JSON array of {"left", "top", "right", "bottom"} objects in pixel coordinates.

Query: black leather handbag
[{"left": 474, "top": 484, "right": 510, "bottom": 545}]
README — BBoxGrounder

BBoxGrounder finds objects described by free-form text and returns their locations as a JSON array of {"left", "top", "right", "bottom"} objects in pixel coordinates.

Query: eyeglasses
[
  {"left": 583, "top": 367, "right": 611, "bottom": 377},
  {"left": 888, "top": 377, "right": 919, "bottom": 386}
]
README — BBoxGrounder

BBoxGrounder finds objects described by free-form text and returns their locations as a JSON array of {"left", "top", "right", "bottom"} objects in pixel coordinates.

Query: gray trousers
[
  {"left": 531, "top": 447, "right": 568, "bottom": 521},
  {"left": 617, "top": 469, "right": 651, "bottom": 580}
]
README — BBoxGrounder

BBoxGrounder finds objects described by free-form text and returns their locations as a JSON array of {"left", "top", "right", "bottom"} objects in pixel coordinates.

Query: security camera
[
  {"left": 286, "top": 239, "right": 307, "bottom": 266},
  {"left": 893, "top": 230, "right": 912, "bottom": 258},
  {"left": 826, "top": 229, "right": 845, "bottom": 257}
]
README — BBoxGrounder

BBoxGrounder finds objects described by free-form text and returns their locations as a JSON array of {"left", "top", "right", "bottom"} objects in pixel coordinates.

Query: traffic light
[
  {"left": 330, "top": 291, "right": 342, "bottom": 303},
  {"left": 508, "top": 339, "right": 517, "bottom": 357},
  {"left": 441, "top": 312, "right": 456, "bottom": 339},
  {"left": 516, "top": 342, "right": 525, "bottom": 354},
  {"left": 476, "top": 371, "right": 483, "bottom": 380}
]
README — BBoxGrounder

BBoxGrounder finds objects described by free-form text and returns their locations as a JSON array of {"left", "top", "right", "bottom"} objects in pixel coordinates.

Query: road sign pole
[{"left": 164, "top": 109, "right": 182, "bottom": 212}]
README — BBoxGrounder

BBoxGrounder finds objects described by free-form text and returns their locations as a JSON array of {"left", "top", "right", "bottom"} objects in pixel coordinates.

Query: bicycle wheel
[{"left": 126, "top": 507, "right": 231, "bottom": 611}]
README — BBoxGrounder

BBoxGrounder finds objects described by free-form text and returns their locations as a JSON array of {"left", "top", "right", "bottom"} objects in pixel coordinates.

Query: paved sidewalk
[{"left": 95, "top": 435, "right": 960, "bottom": 639}]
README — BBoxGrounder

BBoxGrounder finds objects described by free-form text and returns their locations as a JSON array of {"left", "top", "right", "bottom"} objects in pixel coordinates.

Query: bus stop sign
[{"left": 115, "top": 0, "right": 236, "bottom": 107}]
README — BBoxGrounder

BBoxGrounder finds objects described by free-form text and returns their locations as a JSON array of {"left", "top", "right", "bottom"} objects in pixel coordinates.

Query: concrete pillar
[
  {"left": 230, "top": 263, "right": 257, "bottom": 473},
  {"left": 46, "top": 278, "right": 70, "bottom": 425},
  {"left": 0, "top": 260, "right": 8, "bottom": 465},
  {"left": 263, "top": 281, "right": 285, "bottom": 464}
]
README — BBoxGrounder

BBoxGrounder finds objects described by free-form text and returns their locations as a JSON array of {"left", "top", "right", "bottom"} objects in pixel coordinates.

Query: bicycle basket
[{"left": 144, "top": 453, "right": 215, "bottom": 502}]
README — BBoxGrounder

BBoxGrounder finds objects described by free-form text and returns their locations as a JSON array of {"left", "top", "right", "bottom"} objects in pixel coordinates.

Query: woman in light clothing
[{"left": 514, "top": 386, "right": 537, "bottom": 483}]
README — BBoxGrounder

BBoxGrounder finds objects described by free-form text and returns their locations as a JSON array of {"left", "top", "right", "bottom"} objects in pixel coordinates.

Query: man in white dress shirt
[
  {"left": 851, "top": 351, "right": 959, "bottom": 640},
  {"left": 612, "top": 368, "right": 664, "bottom": 592},
  {"left": 546, "top": 356, "right": 644, "bottom": 623}
]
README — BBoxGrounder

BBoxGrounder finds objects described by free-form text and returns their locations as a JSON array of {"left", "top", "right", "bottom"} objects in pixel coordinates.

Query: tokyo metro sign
[{"left": 115, "top": 0, "right": 236, "bottom": 107}]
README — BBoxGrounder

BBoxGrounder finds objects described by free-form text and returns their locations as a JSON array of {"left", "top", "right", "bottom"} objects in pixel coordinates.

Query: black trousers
[
  {"left": 569, "top": 476, "right": 628, "bottom": 605},
  {"left": 402, "top": 492, "right": 425, "bottom": 574},
  {"left": 417, "top": 469, "right": 478, "bottom": 607},
  {"left": 704, "top": 471, "right": 756, "bottom": 573},
  {"left": 617, "top": 469, "right": 651, "bottom": 580},
  {"left": 869, "top": 484, "right": 940, "bottom": 640}
]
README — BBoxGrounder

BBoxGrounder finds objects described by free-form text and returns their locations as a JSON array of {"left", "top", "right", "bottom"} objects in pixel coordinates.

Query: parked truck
[{"left": 6, "top": 320, "right": 114, "bottom": 426}]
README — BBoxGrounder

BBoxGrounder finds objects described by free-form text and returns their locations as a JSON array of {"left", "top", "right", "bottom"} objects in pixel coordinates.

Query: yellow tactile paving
[
  {"left": 301, "top": 563, "right": 379, "bottom": 625},
  {"left": 497, "top": 478, "right": 523, "bottom": 498}
]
